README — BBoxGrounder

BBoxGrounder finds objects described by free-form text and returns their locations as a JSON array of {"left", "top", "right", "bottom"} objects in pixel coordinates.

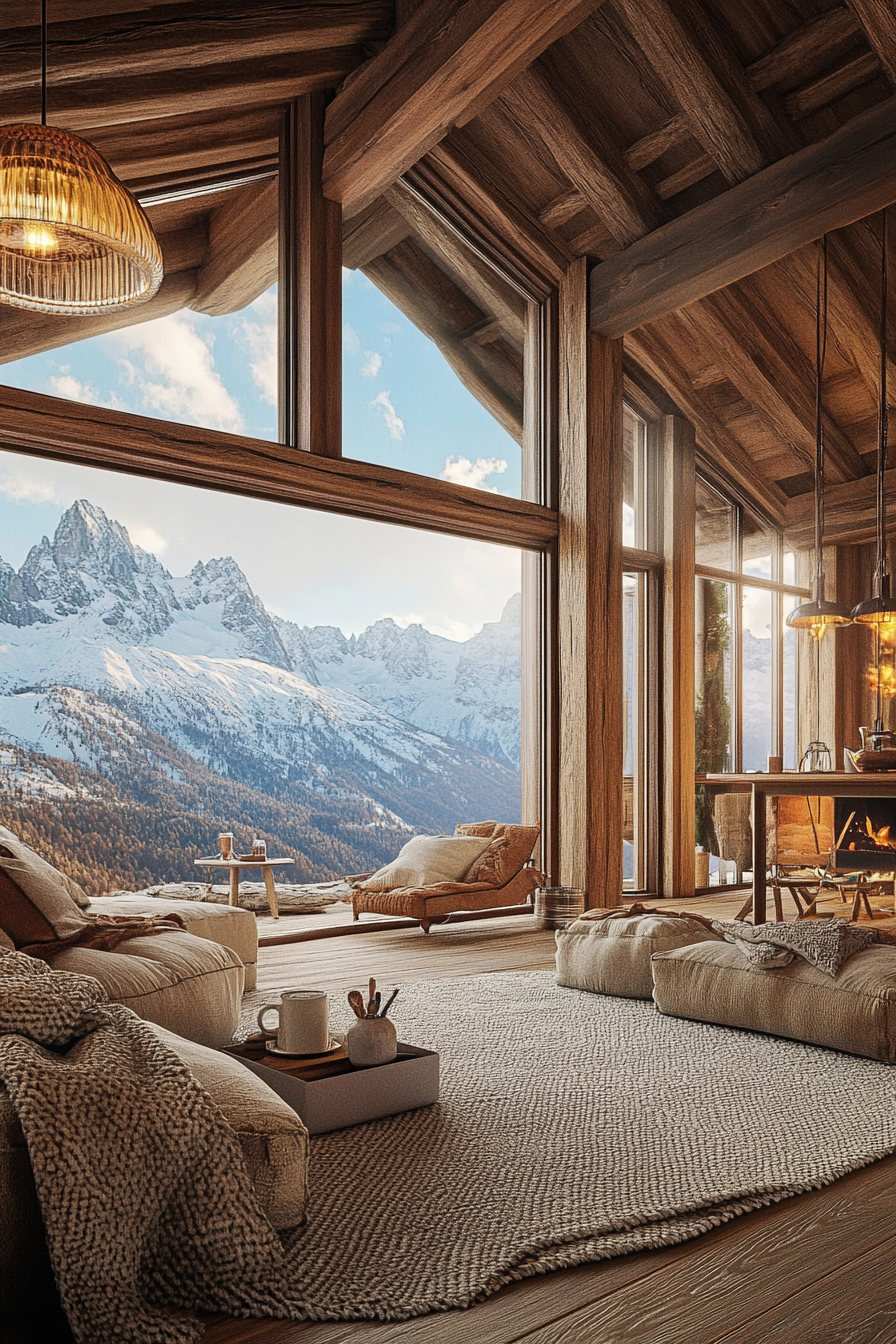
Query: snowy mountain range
[{"left": 0, "top": 501, "right": 521, "bottom": 885}]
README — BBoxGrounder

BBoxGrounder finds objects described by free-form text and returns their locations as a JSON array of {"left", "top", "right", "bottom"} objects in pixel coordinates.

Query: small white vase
[{"left": 347, "top": 1017, "right": 398, "bottom": 1067}]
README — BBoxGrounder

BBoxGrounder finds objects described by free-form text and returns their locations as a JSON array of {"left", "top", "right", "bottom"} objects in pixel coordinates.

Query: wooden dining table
[{"left": 705, "top": 772, "right": 896, "bottom": 923}]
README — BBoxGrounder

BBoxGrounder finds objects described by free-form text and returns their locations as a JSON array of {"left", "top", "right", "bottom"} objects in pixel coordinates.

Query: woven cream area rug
[{"left": 255, "top": 971, "right": 896, "bottom": 1321}]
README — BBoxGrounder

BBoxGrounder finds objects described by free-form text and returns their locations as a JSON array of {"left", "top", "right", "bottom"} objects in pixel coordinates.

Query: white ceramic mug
[{"left": 257, "top": 989, "right": 328, "bottom": 1054}]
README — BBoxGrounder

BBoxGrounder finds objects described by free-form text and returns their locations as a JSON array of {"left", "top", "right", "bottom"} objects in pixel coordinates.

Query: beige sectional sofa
[
  {"left": 0, "top": 1021, "right": 310, "bottom": 1333},
  {"left": 0, "top": 828, "right": 308, "bottom": 1334}
]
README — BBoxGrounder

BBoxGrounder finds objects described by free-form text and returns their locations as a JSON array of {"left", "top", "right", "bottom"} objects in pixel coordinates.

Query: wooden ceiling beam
[
  {"left": 590, "top": 95, "right": 896, "bottom": 336},
  {"left": 615, "top": 0, "right": 775, "bottom": 184},
  {"left": 322, "top": 0, "right": 603, "bottom": 218},
  {"left": 848, "top": 0, "right": 896, "bottom": 83},
  {"left": 423, "top": 138, "right": 572, "bottom": 292},
  {"left": 0, "top": 270, "right": 200, "bottom": 366},
  {"left": 384, "top": 180, "right": 527, "bottom": 346},
  {"left": 784, "top": 50, "right": 881, "bottom": 120},
  {"left": 623, "top": 115, "right": 690, "bottom": 172},
  {"left": 626, "top": 323, "right": 788, "bottom": 524},
  {"left": 342, "top": 199, "right": 412, "bottom": 270},
  {"left": 83, "top": 108, "right": 281, "bottom": 185},
  {"left": 189, "top": 179, "right": 279, "bottom": 318},
  {"left": 0, "top": 49, "right": 360, "bottom": 131},
  {"left": 364, "top": 244, "right": 524, "bottom": 441},
  {"left": 784, "top": 467, "right": 896, "bottom": 546},
  {"left": 677, "top": 285, "right": 868, "bottom": 483},
  {"left": 500, "top": 68, "right": 665, "bottom": 248},
  {"left": 747, "top": 7, "right": 864, "bottom": 91},
  {"left": 0, "top": 3, "right": 391, "bottom": 87}
]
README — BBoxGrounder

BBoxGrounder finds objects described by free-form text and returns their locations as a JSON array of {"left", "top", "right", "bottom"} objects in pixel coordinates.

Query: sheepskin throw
[{"left": 0, "top": 949, "right": 301, "bottom": 1344}]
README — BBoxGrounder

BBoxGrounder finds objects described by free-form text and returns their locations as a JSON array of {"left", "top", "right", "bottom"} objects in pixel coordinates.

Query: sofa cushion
[
  {"left": 651, "top": 940, "right": 896, "bottom": 1062},
  {"left": 89, "top": 894, "right": 259, "bottom": 992},
  {"left": 150, "top": 1025, "right": 309, "bottom": 1232},
  {"left": 0, "top": 826, "right": 91, "bottom": 947},
  {"left": 0, "top": 927, "right": 14, "bottom": 952},
  {"left": 556, "top": 911, "right": 724, "bottom": 999},
  {"left": 47, "top": 931, "right": 244, "bottom": 1048},
  {"left": 360, "top": 833, "right": 492, "bottom": 892},
  {"left": 456, "top": 822, "right": 540, "bottom": 887}
]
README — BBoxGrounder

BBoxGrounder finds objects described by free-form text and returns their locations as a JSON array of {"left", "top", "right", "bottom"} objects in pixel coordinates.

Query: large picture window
[{"left": 694, "top": 474, "right": 809, "bottom": 885}]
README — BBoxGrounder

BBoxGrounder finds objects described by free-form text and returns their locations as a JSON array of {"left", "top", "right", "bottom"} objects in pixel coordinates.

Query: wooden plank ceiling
[{"left": 1, "top": 0, "right": 895, "bottom": 545}]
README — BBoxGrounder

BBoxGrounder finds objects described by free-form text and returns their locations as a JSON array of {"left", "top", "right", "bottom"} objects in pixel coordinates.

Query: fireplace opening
[{"left": 834, "top": 797, "right": 896, "bottom": 870}]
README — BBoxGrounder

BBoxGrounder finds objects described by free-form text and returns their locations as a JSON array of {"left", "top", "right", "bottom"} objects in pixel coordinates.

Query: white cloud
[
  {"left": 360, "top": 351, "right": 383, "bottom": 378},
  {"left": 440, "top": 456, "right": 508, "bottom": 492},
  {"left": 109, "top": 314, "right": 243, "bottom": 433},
  {"left": 48, "top": 373, "right": 98, "bottom": 403},
  {"left": 370, "top": 390, "right": 405, "bottom": 441},
  {"left": 238, "top": 312, "right": 277, "bottom": 407},
  {"left": 0, "top": 466, "right": 65, "bottom": 506},
  {"left": 129, "top": 525, "right": 168, "bottom": 555},
  {"left": 342, "top": 322, "right": 361, "bottom": 353}
]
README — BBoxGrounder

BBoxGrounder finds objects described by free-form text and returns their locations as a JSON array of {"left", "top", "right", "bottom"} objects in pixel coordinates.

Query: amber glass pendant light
[
  {"left": 786, "top": 235, "right": 853, "bottom": 638},
  {"left": 0, "top": 1, "right": 163, "bottom": 315}
]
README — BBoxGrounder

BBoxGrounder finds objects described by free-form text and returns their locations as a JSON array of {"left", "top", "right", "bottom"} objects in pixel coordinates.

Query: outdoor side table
[{"left": 193, "top": 856, "right": 293, "bottom": 918}]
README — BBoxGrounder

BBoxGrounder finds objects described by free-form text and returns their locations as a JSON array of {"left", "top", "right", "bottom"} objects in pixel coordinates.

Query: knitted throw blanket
[
  {"left": 0, "top": 948, "right": 303, "bottom": 1344},
  {"left": 711, "top": 917, "right": 896, "bottom": 976}
]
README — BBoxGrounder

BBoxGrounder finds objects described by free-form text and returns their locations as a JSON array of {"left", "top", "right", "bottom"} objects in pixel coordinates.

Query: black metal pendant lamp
[{"left": 786, "top": 235, "right": 854, "bottom": 636}]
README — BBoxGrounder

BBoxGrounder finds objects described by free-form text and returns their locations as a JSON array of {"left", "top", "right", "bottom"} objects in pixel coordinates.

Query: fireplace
[{"left": 833, "top": 797, "right": 896, "bottom": 870}]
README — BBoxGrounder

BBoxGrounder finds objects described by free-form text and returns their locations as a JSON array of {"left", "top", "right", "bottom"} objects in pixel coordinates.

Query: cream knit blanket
[{"left": 0, "top": 948, "right": 302, "bottom": 1344}]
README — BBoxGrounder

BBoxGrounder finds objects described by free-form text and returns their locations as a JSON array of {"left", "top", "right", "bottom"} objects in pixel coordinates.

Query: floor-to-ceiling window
[
  {"left": 694, "top": 473, "right": 809, "bottom": 886},
  {"left": 622, "top": 405, "right": 660, "bottom": 892}
]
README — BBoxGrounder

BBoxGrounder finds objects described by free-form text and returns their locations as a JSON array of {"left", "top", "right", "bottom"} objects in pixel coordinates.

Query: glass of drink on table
[
  {"left": 219, "top": 833, "right": 234, "bottom": 860},
  {"left": 253, "top": 838, "right": 267, "bottom": 858}
]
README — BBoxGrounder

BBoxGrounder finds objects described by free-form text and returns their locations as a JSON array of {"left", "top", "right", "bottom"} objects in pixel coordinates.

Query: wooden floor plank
[
  {"left": 713, "top": 1233, "right": 896, "bottom": 1344},
  {"left": 510, "top": 1156, "right": 896, "bottom": 1344}
]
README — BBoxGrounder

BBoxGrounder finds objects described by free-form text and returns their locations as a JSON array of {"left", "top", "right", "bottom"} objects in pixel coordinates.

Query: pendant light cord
[
  {"left": 877, "top": 208, "right": 889, "bottom": 591},
  {"left": 814, "top": 235, "right": 828, "bottom": 591},
  {"left": 41, "top": 0, "right": 48, "bottom": 126}
]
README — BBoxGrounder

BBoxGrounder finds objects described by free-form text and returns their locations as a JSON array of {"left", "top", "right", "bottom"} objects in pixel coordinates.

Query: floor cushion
[
  {"left": 47, "top": 931, "right": 244, "bottom": 1048},
  {"left": 89, "top": 894, "right": 259, "bottom": 991},
  {"left": 556, "top": 911, "right": 724, "bottom": 999},
  {"left": 652, "top": 940, "right": 896, "bottom": 1062}
]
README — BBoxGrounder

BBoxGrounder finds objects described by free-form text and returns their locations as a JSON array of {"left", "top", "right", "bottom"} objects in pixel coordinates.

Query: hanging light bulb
[
  {"left": 852, "top": 208, "right": 896, "bottom": 626},
  {"left": 0, "top": 2, "right": 162, "bottom": 315},
  {"left": 787, "top": 234, "right": 853, "bottom": 634}
]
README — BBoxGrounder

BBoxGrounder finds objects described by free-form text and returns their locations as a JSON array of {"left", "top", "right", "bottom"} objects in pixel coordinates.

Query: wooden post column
[
  {"left": 558, "top": 257, "right": 624, "bottom": 905},
  {"left": 280, "top": 93, "right": 342, "bottom": 456},
  {"left": 662, "top": 414, "right": 696, "bottom": 897}
]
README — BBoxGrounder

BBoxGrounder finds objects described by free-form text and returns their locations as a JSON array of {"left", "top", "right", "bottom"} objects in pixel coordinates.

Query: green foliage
[{"left": 695, "top": 578, "right": 731, "bottom": 855}]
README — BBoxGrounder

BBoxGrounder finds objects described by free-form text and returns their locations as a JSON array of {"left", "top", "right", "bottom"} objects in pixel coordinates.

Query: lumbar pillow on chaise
[
  {"left": 455, "top": 821, "right": 540, "bottom": 886},
  {"left": 556, "top": 907, "right": 724, "bottom": 999},
  {"left": 651, "top": 940, "right": 896, "bottom": 1062},
  {"left": 358, "top": 833, "right": 493, "bottom": 892}
]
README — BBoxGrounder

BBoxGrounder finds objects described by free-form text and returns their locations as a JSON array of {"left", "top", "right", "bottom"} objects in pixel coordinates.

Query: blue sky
[{"left": 0, "top": 274, "right": 521, "bottom": 639}]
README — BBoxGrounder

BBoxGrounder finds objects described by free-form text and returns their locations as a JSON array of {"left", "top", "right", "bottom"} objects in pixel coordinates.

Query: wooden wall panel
[
  {"left": 557, "top": 258, "right": 623, "bottom": 904},
  {"left": 662, "top": 415, "right": 696, "bottom": 897}
]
